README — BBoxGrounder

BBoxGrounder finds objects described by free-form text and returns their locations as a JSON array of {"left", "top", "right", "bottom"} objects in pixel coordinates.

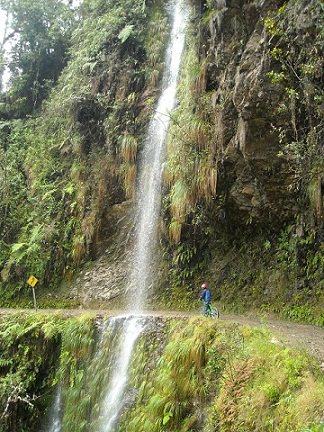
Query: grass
[
  {"left": 155, "top": 289, "right": 324, "bottom": 327},
  {"left": 206, "top": 326, "right": 324, "bottom": 432},
  {"left": 164, "top": 20, "right": 217, "bottom": 244},
  {"left": 0, "top": 314, "right": 323, "bottom": 431},
  {"left": 119, "top": 134, "right": 138, "bottom": 163},
  {"left": 121, "top": 319, "right": 324, "bottom": 432}
]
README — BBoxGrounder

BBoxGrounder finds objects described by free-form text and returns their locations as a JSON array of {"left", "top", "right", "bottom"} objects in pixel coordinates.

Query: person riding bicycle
[{"left": 200, "top": 283, "right": 212, "bottom": 315}]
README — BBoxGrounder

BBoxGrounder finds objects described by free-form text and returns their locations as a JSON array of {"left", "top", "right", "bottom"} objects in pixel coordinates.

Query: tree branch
[{"left": 1, "top": 383, "right": 39, "bottom": 420}]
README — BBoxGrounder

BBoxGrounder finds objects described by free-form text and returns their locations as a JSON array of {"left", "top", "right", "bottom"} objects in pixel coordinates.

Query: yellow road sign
[{"left": 27, "top": 275, "right": 39, "bottom": 288}]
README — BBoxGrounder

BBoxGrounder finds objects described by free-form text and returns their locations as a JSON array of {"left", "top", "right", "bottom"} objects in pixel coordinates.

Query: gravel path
[{"left": 1, "top": 308, "right": 323, "bottom": 365}]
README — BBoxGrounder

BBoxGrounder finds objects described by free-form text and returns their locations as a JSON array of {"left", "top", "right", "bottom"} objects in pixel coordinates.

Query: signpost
[{"left": 27, "top": 275, "right": 39, "bottom": 311}]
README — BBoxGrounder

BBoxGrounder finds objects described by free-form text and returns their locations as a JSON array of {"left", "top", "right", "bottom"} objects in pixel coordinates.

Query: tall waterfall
[
  {"left": 94, "top": 3, "right": 188, "bottom": 429},
  {"left": 47, "top": 1, "right": 187, "bottom": 431},
  {"left": 128, "top": 0, "right": 188, "bottom": 312},
  {"left": 94, "top": 2, "right": 187, "bottom": 430}
]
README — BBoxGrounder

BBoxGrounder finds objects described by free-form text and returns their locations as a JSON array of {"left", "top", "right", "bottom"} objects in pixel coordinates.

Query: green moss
[
  {"left": 0, "top": 316, "right": 323, "bottom": 431},
  {"left": 118, "top": 319, "right": 324, "bottom": 432},
  {"left": 0, "top": 0, "right": 169, "bottom": 298},
  {"left": 0, "top": 314, "right": 63, "bottom": 431}
]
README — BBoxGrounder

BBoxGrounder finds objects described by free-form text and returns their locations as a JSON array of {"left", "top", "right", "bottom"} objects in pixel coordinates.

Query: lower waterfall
[
  {"left": 97, "top": 317, "right": 147, "bottom": 431},
  {"left": 43, "top": 386, "right": 63, "bottom": 432},
  {"left": 44, "top": 316, "right": 148, "bottom": 432}
]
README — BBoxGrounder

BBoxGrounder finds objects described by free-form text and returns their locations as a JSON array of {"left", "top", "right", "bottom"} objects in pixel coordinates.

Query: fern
[{"left": 118, "top": 24, "right": 134, "bottom": 43}]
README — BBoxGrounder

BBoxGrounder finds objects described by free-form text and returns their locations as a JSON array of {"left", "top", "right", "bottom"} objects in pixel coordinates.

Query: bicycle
[{"left": 203, "top": 303, "right": 220, "bottom": 319}]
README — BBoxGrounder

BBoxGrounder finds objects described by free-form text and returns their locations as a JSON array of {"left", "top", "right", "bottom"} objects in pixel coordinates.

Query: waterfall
[
  {"left": 43, "top": 386, "right": 63, "bottom": 432},
  {"left": 47, "top": 1, "right": 187, "bottom": 430},
  {"left": 94, "top": 2, "right": 188, "bottom": 430},
  {"left": 49, "top": 387, "right": 62, "bottom": 432},
  {"left": 97, "top": 317, "right": 147, "bottom": 431},
  {"left": 128, "top": 0, "right": 188, "bottom": 312}
]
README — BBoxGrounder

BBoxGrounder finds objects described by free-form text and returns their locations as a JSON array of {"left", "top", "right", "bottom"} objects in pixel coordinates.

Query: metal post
[{"left": 32, "top": 287, "right": 37, "bottom": 311}]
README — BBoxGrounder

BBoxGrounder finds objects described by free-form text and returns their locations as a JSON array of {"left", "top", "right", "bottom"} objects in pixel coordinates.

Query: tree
[{"left": 0, "top": 0, "right": 76, "bottom": 117}]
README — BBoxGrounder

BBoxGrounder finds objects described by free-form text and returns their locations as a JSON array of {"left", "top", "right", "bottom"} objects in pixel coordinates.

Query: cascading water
[
  {"left": 97, "top": 317, "right": 147, "bottom": 431},
  {"left": 95, "top": 2, "right": 188, "bottom": 430},
  {"left": 46, "top": 1, "right": 187, "bottom": 431},
  {"left": 43, "top": 386, "right": 63, "bottom": 432},
  {"left": 129, "top": 0, "right": 188, "bottom": 312}
]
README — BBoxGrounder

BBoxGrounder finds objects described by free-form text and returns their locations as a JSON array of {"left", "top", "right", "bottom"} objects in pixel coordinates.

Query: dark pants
[{"left": 203, "top": 301, "right": 211, "bottom": 315}]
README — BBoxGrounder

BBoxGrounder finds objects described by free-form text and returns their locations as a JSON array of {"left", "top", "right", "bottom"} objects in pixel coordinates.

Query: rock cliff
[{"left": 0, "top": 0, "right": 322, "bottom": 318}]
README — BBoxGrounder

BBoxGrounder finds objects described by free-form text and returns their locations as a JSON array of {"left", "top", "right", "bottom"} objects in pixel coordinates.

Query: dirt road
[{"left": 1, "top": 308, "right": 323, "bottom": 364}]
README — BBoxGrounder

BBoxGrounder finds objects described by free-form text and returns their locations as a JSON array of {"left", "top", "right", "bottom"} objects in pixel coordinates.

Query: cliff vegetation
[
  {"left": 0, "top": 314, "right": 323, "bottom": 431},
  {"left": 0, "top": 0, "right": 323, "bottom": 322}
]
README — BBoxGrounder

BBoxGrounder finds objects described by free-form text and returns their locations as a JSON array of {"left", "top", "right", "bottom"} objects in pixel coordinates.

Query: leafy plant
[{"left": 118, "top": 24, "right": 134, "bottom": 43}]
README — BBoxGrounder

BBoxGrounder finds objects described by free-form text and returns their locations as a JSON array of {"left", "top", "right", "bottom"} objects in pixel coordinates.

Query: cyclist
[{"left": 200, "top": 283, "right": 212, "bottom": 315}]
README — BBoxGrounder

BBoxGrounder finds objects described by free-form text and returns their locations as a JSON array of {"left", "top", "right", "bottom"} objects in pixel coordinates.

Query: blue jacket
[{"left": 200, "top": 288, "right": 211, "bottom": 303}]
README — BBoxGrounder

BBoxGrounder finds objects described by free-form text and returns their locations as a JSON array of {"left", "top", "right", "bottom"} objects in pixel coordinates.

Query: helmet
[{"left": 201, "top": 283, "right": 208, "bottom": 289}]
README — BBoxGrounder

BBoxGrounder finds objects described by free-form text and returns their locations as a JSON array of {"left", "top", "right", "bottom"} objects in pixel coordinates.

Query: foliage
[
  {"left": 1, "top": 315, "right": 323, "bottom": 431},
  {"left": 0, "top": 0, "right": 322, "bottom": 327},
  {"left": 121, "top": 319, "right": 324, "bottom": 432},
  {"left": 0, "top": 313, "right": 97, "bottom": 432},
  {"left": 122, "top": 319, "right": 207, "bottom": 432},
  {"left": 164, "top": 26, "right": 216, "bottom": 245},
  {"left": 205, "top": 325, "right": 324, "bottom": 432},
  {"left": 282, "top": 305, "right": 324, "bottom": 327},
  {"left": 58, "top": 315, "right": 96, "bottom": 431},
  {"left": 0, "top": 0, "right": 76, "bottom": 117},
  {"left": 264, "top": 1, "right": 323, "bottom": 221},
  {"left": 159, "top": 0, "right": 324, "bottom": 314},
  {"left": 0, "top": 314, "right": 62, "bottom": 431},
  {"left": 0, "top": 0, "right": 169, "bottom": 298},
  {"left": 118, "top": 24, "right": 135, "bottom": 43},
  {"left": 201, "top": 225, "right": 324, "bottom": 325},
  {"left": 161, "top": 20, "right": 217, "bottom": 287},
  {"left": 0, "top": 121, "right": 28, "bottom": 270}
]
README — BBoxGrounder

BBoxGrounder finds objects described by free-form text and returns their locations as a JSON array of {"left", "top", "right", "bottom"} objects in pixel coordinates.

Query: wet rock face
[
  {"left": 71, "top": 201, "right": 134, "bottom": 302},
  {"left": 203, "top": 0, "right": 319, "bottom": 228},
  {"left": 70, "top": 0, "right": 323, "bottom": 302},
  {"left": 72, "top": 253, "right": 127, "bottom": 302}
]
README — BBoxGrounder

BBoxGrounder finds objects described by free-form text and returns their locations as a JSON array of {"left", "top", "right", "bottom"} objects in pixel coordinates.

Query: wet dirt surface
[{"left": 1, "top": 308, "right": 323, "bottom": 364}]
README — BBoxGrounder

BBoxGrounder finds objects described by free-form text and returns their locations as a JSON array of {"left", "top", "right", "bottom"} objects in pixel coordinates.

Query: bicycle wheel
[
  {"left": 210, "top": 306, "right": 219, "bottom": 319},
  {"left": 201, "top": 305, "right": 209, "bottom": 317}
]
